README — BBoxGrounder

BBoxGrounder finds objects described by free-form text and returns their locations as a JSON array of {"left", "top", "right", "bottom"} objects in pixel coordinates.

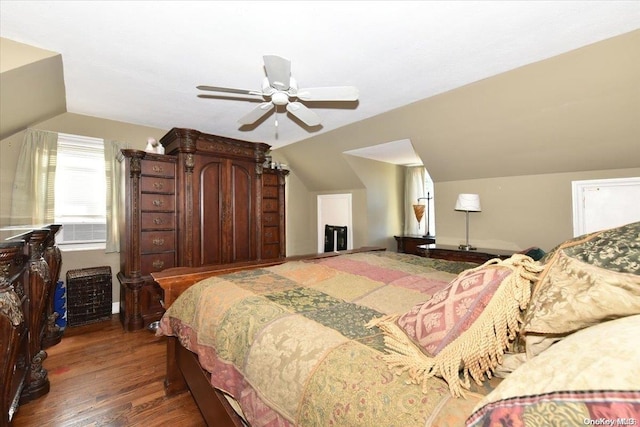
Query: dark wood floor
[{"left": 12, "top": 315, "right": 206, "bottom": 427}]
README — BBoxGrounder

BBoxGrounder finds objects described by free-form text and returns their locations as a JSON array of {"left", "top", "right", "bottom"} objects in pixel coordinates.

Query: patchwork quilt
[{"left": 158, "top": 251, "right": 500, "bottom": 426}]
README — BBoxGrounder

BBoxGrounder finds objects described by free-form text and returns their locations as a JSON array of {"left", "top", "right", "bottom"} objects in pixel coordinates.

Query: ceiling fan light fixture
[{"left": 272, "top": 92, "right": 289, "bottom": 106}]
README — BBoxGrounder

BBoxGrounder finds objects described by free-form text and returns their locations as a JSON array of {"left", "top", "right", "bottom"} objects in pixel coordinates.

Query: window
[{"left": 54, "top": 133, "right": 107, "bottom": 244}]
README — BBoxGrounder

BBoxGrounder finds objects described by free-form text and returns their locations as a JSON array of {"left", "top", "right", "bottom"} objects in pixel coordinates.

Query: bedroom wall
[
  {"left": 0, "top": 111, "right": 167, "bottom": 310},
  {"left": 342, "top": 155, "right": 404, "bottom": 251},
  {"left": 280, "top": 163, "right": 640, "bottom": 256},
  {"left": 434, "top": 167, "right": 640, "bottom": 252},
  {"left": 274, "top": 152, "right": 404, "bottom": 255},
  {"left": 276, "top": 30, "right": 640, "bottom": 255}
]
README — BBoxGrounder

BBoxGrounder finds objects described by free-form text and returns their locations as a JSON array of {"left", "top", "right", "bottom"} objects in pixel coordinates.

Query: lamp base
[{"left": 458, "top": 244, "right": 476, "bottom": 251}]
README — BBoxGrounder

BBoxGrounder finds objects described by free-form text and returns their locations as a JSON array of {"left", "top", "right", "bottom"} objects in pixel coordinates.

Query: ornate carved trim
[
  {"left": 185, "top": 153, "right": 195, "bottom": 172},
  {"left": 27, "top": 349, "right": 48, "bottom": 386},
  {"left": 278, "top": 169, "right": 290, "bottom": 186},
  {"left": 0, "top": 288, "right": 24, "bottom": 326}
]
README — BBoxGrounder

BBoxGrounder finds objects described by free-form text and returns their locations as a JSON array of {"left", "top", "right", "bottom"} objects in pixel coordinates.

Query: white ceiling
[
  {"left": 1, "top": 1, "right": 639, "bottom": 150},
  {"left": 344, "top": 139, "right": 422, "bottom": 166}
]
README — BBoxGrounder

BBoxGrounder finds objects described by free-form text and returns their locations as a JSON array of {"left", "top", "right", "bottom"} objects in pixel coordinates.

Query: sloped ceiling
[
  {"left": 0, "top": 39, "right": 66, "bottom": 139},
  {"left": 277, "top": 29, "right": 640, "bottom": 189},
  {"left": 1, "top": 1, "right": 638, "bottom": 149}
]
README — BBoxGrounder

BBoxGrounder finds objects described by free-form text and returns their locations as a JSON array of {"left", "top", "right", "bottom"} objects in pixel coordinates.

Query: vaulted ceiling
[{"left": 1, "top": 1, "right": 638, "bottom": 149}]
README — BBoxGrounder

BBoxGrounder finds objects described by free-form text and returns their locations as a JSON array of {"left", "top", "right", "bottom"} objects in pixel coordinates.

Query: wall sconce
[{"left": 454, "top": 193, "right": 481, "bottom": 250}]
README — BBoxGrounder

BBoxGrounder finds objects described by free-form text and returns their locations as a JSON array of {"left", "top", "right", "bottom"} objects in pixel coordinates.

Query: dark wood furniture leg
[{"left": 164, "top": 336, "right": 187, "bottom": 396}]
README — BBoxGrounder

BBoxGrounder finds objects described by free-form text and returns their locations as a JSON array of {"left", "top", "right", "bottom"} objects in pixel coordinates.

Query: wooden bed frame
[{"left": 152, "top": 247, "right": 386, "bottom": 426}]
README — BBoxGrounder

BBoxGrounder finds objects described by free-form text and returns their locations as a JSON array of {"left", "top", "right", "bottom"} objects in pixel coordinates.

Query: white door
[
  {"left": 317, "top": 194, "right": 353, "bottom": 252},
  {"left": 572, "top": 177, "right": 640, "bottom": 236}
]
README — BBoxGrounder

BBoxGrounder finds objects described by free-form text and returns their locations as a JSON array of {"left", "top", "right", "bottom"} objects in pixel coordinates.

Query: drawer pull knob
[
  {"left": 152, "top": 165, "right": 164, "bottom": 173},
  {"left": 153, "top": 217, "right": 164, "bottom": 225},
  {"left": 152, "top": 259, "right": 165, "bottom": 269},
  {"left": 152, "top": 199, "right": 163, "bottom": 207},
  {"left": 153, "top": 238, "right": 165, "bottom": 246},
  {"left": 153, "top": 182, "right": 164, "bottom": 190}
]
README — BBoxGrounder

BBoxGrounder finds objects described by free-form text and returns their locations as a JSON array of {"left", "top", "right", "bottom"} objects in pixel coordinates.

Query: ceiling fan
[{"left": 197, "top": 55, "right": 359, "bottom": 127}]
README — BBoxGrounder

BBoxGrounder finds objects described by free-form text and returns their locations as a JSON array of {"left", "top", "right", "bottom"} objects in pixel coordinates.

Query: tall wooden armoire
[{"left": 118, "top": 128, "right": 288, "bottom": 331}]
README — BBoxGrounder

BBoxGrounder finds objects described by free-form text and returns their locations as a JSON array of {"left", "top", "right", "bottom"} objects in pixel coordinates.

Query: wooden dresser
[
  {"left": 1, "top": 225, "right": 62, "bottom": 425},
  {"left": 261, "top": 169, "right": 289, "bottom": 259},
  {"left": 118, "top": 150, "right": 177, "bottom": 331},
  {"left": 118, "top": 128, "right": 288, "bottom": 331}
]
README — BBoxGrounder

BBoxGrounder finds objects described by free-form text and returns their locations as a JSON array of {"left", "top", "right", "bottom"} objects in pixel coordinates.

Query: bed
[{"left": 154, "top": 222, "right": 640, "bottom": 426}]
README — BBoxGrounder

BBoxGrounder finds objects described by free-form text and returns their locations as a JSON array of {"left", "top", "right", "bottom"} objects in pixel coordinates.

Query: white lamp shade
[{"left": 455, "top": 193, "right": 481, "bottom": 212}]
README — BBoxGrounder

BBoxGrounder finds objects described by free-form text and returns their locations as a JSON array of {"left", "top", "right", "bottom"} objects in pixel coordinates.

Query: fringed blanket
[{"left": 159, "top": 251, "right": 500, "bottom": 427}]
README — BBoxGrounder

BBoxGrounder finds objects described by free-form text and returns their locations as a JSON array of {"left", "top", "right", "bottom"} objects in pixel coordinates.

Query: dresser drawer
[
  {"left": 262, "top": 244, "right": 280, "bottom": 259},
  {"left": 141, "top": 193, "right": 175, "bottom": 211},
  {"left": 141, "top": 252, "right": 176, "bottom": 274},
  {"left": 262, "top": 186, "right": 278, "bottom": 198},
  {"left": 141, "top": 160, "right": 175, "bottom": 178},
  {"left": 141, "top": 176, "right": 175, "bottom": 194},
  {"left": 263, "top": 173, "right": 278, "bottom": 186},
  {"left": 141, "top": 231, "right": 175, "bottom": 254},
  {"left": 262, "top": 199, "right": 279, "bottom": 213},
  {"left": 141, "top": 212, "right": 175, "bottom": 230},
  {"left": 263, "top": 226, "right": 279, "bottom": 244},
  {"left": 263, "top": 212, "right": 279, "bottom": 226}
]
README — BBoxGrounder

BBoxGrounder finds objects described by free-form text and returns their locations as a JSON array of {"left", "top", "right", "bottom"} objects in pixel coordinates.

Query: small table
[
  {"left": 394, "top": 235, "right": 436, "bottom": 256},
  {"left": 417, "top": 244, "right": 515, "bottom": 264}
]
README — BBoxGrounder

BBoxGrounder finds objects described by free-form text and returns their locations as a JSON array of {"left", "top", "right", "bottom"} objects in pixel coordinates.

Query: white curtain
[
  {"left": 104, "top": 139, "right": 128, "bottom": 253},
  {"left": 403, "top": 166, "right": 426, "bottom": 235},
  {"left": 11, "top": 129, "right": 58, "bottom": 225}
]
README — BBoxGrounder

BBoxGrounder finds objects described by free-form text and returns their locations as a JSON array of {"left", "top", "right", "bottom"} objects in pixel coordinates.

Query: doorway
[{"left": 317, "top": 194, "right": 353, "bottom": 252}]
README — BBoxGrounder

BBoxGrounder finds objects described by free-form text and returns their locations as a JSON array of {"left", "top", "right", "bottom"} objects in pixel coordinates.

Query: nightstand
[
  {"left": 395, "top": 235, "right": 436, "bottom": 256},
  {"left": 417, "top": 244, "right": 514, "bottom": 264}
]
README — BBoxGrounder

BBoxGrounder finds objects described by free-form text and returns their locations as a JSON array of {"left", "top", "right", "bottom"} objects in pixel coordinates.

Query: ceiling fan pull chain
[{"left": 274, "top": 110, "right": 279, "bottom": 139}]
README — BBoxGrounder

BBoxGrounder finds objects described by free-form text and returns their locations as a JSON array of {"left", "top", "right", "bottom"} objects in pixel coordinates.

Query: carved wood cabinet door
[{"left": 193, "top": 155, "right": 257, "bottom": 266}]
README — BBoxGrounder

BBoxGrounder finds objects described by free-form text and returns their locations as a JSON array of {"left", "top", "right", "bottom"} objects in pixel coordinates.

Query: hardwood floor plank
[{"left": 12, "top": 315, "right": 205, "bottom": 427}]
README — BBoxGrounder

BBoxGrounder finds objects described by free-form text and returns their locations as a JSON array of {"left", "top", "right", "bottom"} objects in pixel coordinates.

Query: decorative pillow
[
  {"left": 562, "top": 221, "right": 640, "bottom": 275},
  {"left": 524, "top": 251, "right": 640, "bottom": 335},
  {"left": 523, "top": 221, "right": 640, "bottom": 357},
  {"left": 466, "top": 314, "right": 640, "bottom": 427},
  {"left": 396, "top": 267, "right": 512, "bottom": 357},
  {"left": 368, "top": 255, "right": 542, "bottom": 397},
  {"left": 538, "top": 221, "right": 640, "bottom": 273}
]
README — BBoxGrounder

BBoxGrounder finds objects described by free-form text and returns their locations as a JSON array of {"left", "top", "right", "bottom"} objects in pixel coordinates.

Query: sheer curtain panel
[
  {"left": 10, "top": 129, "right": 58, "bottom": 225},
  {"left": 104, "top": 139, "right": 127, "bottom": 253}
]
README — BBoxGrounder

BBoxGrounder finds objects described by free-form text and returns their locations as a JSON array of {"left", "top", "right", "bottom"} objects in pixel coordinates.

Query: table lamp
[{"left": 455, "top": 193, "right": 481, "bottom": 250}]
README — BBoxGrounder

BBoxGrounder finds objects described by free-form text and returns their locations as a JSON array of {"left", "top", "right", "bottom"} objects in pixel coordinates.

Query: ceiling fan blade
[
  {"left": 238, "top": 102, "right": 274, "bottom": 125},
  {"left": 296, "top": 86, "right": 359, "bottom": 102},
  {"left": 197, "top": 85, "right": 263, "bottom": 97},
  {"left": 263, "top": 55, "right": 291, "bottom": 91},
  {"left": 286, "top": 102, "right": 321, "bottom": 126},
  {"left": 197, "top": 94, "right": 264, "bottom": 103}
]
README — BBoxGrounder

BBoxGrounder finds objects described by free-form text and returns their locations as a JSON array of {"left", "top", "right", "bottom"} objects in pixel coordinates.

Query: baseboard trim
[{"left": 112, "top": 302, "right": 119, "bottom": 314}]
